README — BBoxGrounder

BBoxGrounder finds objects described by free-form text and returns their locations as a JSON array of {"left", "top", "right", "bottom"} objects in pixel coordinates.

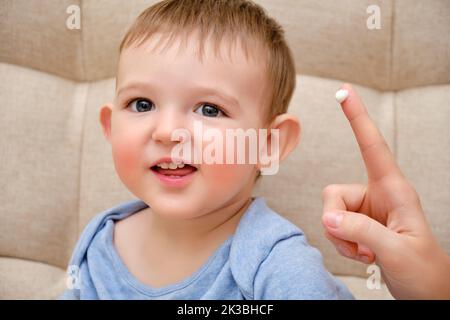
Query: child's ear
[
  {"left": 257, "top": 113, "right": 301, "bottom": 175},
  {"left": 269, "top": 113, "right": 301, "bottom": 163},
  {"left": 99, "top": 103, "right": 113, "bottom": 143}
]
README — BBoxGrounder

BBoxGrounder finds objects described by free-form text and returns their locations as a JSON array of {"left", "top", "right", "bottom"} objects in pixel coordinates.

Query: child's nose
[{"left": 151, "top": 108, "right": 186, "bottom": 145}]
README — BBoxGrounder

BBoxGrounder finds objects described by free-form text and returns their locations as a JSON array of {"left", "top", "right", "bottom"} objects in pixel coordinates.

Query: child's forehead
[
  {"left": 120, "top": 30, "right": 266, "bottom": 70},
  {"left": 116, "top": 31, "right": 269, "bottom": 96}
]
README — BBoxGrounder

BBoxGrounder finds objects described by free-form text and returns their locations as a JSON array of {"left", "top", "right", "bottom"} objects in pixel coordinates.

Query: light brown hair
[{"left": 119, "top": 0, "right": 296, "bottom": 124}]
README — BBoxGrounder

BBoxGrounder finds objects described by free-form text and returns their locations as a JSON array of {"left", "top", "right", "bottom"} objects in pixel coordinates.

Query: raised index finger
[{"left": 336, "top": 84, "right": 402, "bottom": 182}]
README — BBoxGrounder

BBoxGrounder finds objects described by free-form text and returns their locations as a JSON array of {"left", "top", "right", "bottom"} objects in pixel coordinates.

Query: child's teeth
[
  {"left": 159, "top": 162, "right": 169, "bottom": 169},
  {"left": 157, "top": 162, "right": 186, "bottom": 169},
  {"left": 168, "top": 162, "right": 177, "bottom": 169}
]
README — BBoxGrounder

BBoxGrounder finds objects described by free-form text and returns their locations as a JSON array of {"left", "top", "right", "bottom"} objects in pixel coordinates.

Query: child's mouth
[
  {"left": 150, "top": 164, "right": 197, "bottom": 177},
  {"left": 150, "top": 163, "right": 197, "bottom": 188}
]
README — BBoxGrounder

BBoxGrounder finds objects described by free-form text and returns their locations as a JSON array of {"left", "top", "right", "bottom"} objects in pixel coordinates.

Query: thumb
[{"left": 323, "top": 210, "right": 395, "bottom": 259}]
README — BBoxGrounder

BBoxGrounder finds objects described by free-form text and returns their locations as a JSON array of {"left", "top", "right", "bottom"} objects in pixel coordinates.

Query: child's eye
[
  {"left": 194, "top": 103, "right": 225, "bottom": 117},
  {"left": 128, "top": 99, "right": 155, "bottom": 112}
]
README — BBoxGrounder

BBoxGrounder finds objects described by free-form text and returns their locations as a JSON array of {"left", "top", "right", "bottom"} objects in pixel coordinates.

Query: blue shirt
[{"left": 59, "top": 197, "right": 354, "bottom": 299}]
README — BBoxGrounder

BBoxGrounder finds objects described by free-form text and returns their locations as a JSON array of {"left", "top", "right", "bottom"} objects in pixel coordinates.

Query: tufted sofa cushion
[{"left": 1, "top": 0, "right": 449, "bottom": 299}]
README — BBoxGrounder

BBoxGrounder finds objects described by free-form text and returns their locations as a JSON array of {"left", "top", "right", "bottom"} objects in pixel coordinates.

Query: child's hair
[{"left": 119, "top": 0, "right": 296, "bottom": 124}]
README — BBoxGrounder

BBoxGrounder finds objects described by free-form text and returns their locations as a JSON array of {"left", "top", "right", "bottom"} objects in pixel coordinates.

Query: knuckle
[
  {"left": 406, "top": 182, "right": 421, "bottom": 204},
  {"left": 393, "top": 178, "right": 422, "bottom": 207}
]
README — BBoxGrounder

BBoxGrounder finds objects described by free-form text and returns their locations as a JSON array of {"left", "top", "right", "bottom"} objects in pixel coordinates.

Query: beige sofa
[{"left": 0, "top": 0, "right": 449, "bottom": 299}]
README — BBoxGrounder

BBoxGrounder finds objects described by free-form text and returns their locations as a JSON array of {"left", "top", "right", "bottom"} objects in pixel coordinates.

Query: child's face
[{"left": 102, "top": 32, "right": 272, "bottom": 219}]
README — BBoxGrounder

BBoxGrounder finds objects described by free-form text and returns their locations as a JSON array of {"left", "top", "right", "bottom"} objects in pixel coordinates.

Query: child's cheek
[
  {"left": 199, "top": 131, "right": 256, "bottom": 190},
  {"left": 206, "top": 164, "right": 254, "bottom": 188},
  {"left": 111, "top": 137, "right": 141, "bottom": 182}
]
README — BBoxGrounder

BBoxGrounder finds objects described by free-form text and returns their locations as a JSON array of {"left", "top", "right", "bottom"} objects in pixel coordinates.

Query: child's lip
[{"left": 150, "top": 166, "right": 197, "bottom": 188}]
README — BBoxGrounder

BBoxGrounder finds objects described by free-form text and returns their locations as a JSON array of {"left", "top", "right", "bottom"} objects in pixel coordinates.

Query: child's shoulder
[
  {"left": 232, "top": 197, "right": 306, "bottom": 249},
  {"left": 68, "top": 199, "right": 148, "bottom": 266},
  {"left": 83, "top": 199, "right": 148, "bottom": 240},
  {"left": 229, "top": 197, "right": 354, "bottom": 299}
]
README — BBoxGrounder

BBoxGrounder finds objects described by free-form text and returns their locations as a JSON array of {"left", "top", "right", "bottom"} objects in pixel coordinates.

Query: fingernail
[
  {"left": 358, "top": 255, "right": 371, "bottom": 264},
  {"left": 357, "top": 244, "right": 372, "bottom": 256},
  {"left": 335, "top": 89, "right": 349, "bottom": 103},
  {"left": 324, "top": 211, "right": 343, "bottom": 228}
]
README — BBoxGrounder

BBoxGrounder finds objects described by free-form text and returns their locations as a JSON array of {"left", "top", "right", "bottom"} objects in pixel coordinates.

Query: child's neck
[
  {"left": 113, "top": 194, "right": 254, "bottom": 288},
  {"left": 147, "top": 196, "right": 253, "bottom": 252}
]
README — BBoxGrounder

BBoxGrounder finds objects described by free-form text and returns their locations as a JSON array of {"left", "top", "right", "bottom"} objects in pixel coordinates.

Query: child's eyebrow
[{"left": 117, "top": 81, "right": 241, "bottom": 109}]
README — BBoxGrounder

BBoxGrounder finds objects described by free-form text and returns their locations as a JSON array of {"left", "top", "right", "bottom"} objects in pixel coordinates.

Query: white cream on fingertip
[{"left": 335, "top": 89, "right": 349, "bottom": 103}]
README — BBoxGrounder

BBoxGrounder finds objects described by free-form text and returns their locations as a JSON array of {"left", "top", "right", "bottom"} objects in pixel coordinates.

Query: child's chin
[{"left": 149, "top": 199, "right": 205, "bottom": 219}]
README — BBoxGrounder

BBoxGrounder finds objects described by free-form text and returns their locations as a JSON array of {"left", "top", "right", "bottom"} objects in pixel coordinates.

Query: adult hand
[{"left": 321, "top": 84, "right": 450, "bottom": 299}]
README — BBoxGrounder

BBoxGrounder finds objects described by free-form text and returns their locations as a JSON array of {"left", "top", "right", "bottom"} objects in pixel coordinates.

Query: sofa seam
[
  {"left": 76, "top": 0, "right": 86, "bottom": 240},
  {"left": 389, "top": 0, "right": 396, "bottom": 90},
  {"left": 393, "top": 88, "right": 398, "bottom": 161},
  {"left": 79, "top": 0, "right": 87, "bottom": 80},
  {"left": 75, "top": 83, "right": 89, "bottom": 242},
  {"left": 0, "top": 254, "right": 67, "bottom": 272},
  {"left": 389, "top": 0, "right": 398, "bottom": 160}
]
